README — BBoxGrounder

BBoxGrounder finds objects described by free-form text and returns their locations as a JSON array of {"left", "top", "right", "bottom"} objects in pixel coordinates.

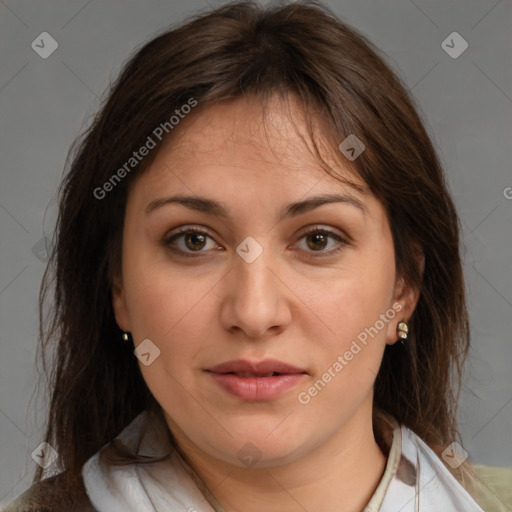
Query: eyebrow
[{"left": 145, "top": 193, "right": 368, "bottom": 220}]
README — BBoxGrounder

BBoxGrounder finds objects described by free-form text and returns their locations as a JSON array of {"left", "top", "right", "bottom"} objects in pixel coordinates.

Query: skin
[{"left": 112, "top": 95, "right": 420, "bottom": 512}]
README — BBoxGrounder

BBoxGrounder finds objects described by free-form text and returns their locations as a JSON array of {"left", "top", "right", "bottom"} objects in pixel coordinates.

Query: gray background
[{"left": 1, "top": 0, "right": 511, "bottom": 505}]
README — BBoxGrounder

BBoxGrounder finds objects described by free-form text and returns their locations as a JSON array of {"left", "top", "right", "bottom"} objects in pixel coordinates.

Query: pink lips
[{"left": 206, "top": 359, "right": 308, "bottom": 401}]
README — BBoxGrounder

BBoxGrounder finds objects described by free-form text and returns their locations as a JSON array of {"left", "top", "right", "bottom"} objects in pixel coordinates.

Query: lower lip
[{"left": 208, "top": 372, "right": 306, "bottom": 401}]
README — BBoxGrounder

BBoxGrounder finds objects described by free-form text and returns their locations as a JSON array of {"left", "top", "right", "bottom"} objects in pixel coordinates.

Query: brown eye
[
  {"left": 183, "top": 232, "right": 207, "bottom": 251},
  {"left": 295, "top": 227, "right": 348, "bottom": 258},
  {"left": 164, "top": 227, "right": 219, "bottom": 256},
  {"left": 305, "top": 232, "right": 329, "bottom": 251}
]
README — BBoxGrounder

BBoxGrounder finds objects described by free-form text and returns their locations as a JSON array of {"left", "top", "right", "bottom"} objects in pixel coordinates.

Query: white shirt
[{"left": 82, "top": 410, "right": 485, "bottom": 512}]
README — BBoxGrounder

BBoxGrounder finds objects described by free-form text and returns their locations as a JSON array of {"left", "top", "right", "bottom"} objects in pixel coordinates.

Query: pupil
[
  {"left": 186, "top": 233, "right": 206, "bottom": 250},
  {"left": 308, "top": 233, "right": 327, "bottom": 250}
]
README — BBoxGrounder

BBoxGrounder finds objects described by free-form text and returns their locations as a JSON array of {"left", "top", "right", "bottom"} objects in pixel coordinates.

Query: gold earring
[
  {"left": 122, "top": 332, "right": 130, "bottom": 342},
  {"left": 397, "top": 321, "right": 408, "bottom": 342}
]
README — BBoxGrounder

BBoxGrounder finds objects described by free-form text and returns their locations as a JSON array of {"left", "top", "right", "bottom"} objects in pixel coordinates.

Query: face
[{"left": 112, "top": 95, "right": 418, "bottom": 469}]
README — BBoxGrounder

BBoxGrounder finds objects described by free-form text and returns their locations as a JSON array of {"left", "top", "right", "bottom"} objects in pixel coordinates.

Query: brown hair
[{"left": 35, "top": 0, "right": 469, "bottom": 491}]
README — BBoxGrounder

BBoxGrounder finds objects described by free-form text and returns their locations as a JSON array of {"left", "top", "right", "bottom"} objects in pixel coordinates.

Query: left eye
[{"left": 295, "top": 228, "right": 347, "bottom": 254}]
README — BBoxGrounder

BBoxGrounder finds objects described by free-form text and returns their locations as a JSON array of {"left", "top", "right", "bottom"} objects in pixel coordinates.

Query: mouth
[
  {"left": 205, "top": 359, "right": 308, "bottom": 401},
  {"left": 206, "top": 358, "right": 308, "bottom": 376},
  {"left": 221, "top": 371, "right": 284, "bottom": 378}
]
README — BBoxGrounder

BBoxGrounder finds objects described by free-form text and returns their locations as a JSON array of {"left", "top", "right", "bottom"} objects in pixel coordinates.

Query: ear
[
  {"left": 111, "top": 273, "right": 132, "bottom": 332},
  {"left": 386, "top": 253, "right": 424, "bottom": 345}
]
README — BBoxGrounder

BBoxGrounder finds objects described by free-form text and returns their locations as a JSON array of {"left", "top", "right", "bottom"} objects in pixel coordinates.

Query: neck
[{"left": 171, "top": 401, "right": 388, "bottom": 512}]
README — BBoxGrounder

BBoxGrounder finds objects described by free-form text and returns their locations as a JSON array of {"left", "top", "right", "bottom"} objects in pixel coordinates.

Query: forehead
[
  {"left": 142, "top": 94, "right": 366, "bottom": 190},
  {"left": 123, "top": 95, "right": 393, "bottom": 237}
]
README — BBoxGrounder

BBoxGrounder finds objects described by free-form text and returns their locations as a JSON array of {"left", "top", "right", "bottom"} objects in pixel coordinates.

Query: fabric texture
[{"left": 3, "top": 409, "right": 511, "bottom": 512}]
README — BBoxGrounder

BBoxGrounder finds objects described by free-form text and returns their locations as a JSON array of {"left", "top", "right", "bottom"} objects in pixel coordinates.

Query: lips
[
  {"left": 206, "top": 359, "right": 308, "bottom": 401},
  {"left": 207, "top": 359, "right": 307, "bottom": 376}
]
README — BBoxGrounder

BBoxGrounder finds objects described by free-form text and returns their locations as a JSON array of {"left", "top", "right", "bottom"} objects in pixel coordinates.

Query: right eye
[{"left": 163, "top": 227, "right": 223, "bottom": 257}]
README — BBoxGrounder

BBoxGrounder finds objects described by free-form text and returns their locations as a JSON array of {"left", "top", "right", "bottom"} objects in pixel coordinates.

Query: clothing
[
  {"left": 80, "top": 410, "right": 508, "bottom": 511},
  {"left": 3, "top": 410, "right": 511, "bottom": 512}
]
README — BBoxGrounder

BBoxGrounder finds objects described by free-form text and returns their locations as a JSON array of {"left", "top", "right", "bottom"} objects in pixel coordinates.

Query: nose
[{"left": 220, "top": 243, "right": 292, "bottom": 340}]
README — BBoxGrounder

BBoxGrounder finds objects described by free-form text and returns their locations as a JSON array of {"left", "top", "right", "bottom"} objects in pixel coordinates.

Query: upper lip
[{"left": 207, "top": 359, "right": 308, "bottom": 375}]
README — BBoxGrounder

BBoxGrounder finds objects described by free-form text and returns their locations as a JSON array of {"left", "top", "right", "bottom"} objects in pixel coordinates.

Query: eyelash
[{"left": 162, "top": 225, "right": 349, "bottom": 259}]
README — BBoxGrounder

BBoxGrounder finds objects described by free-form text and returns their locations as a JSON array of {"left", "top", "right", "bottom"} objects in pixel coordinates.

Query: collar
[{"left": 82, "top": 409, "right": 484, "bottom": 512}]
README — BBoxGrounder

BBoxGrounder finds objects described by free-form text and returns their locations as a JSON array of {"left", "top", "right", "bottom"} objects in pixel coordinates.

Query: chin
[{"left": 209, "top": 425, "right": 311, "bottom": 468}]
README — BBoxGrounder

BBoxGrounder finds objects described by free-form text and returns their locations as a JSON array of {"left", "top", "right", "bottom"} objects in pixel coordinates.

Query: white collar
[
  {"left": 82, "top": 410, "right": 484, "bottom": 512},
  {"left": 82, "top": 411, "right": 215, "bottom": 511},
  {"left": 372, "top": 423, "right": 484, "bottom": 511}
]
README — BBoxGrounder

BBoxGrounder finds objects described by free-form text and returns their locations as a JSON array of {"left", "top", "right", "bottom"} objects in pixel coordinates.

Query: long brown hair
[{"left": 36, "top": 0, "right": 469, "bottom": 490}]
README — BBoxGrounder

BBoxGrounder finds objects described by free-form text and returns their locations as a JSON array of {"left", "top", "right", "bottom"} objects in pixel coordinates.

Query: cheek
[
  {"left": 122, "top": 253, "right": 222, "bottom": 389},
  {"left": 126, "top": 269, "right": 210, "bottom": 420},
  {"left": 309, "top": 254, "right": 395, "bottom": 345},
  {"left": 305, "top": 248, "right": 396, "bottom": 388},
  {"left": 123, "top": 243, "right": 217, "bottom": 338}
]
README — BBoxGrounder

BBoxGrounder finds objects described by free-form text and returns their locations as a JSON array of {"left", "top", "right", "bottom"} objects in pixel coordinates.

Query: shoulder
[
  {"left": 1, "top": 472, "right": 97, "bottom": 512},
  {"left": 425, "top": 439, "right": 512, "bottom": 512},
  {"left": 461, "top": 464, "right": 512, "bottom": 512}
]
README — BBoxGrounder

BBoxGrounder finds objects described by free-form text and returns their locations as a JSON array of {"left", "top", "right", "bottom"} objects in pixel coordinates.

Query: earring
[
  {"left": 397, "top": 321, "right": 408, "bottom": 342},
  {"left": 122, "top": 332, "right": 131, "bottom": 342}
]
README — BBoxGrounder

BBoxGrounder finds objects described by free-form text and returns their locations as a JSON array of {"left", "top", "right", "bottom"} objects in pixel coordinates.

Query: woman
[{"left": 4, "top": 1, "right": 511, "bottom": 511}]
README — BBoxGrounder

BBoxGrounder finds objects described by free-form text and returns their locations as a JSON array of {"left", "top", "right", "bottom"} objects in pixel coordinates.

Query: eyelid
[{"left": 296, "top": 224, "right": 351, "bottom": 243}]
